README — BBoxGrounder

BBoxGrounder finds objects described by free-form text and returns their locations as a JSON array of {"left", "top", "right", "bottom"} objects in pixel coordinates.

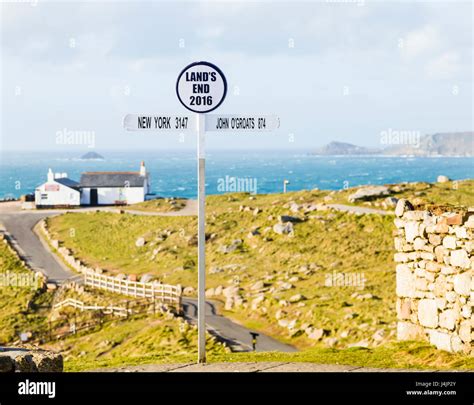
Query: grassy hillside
[
  {"left": 214, "top": 341, "right": 474, "bottom": 371},
  {"left": 49, "top": 283, "right": 474, "bottom": 372},
  {"left": 45, "top": 312, "right": 228, "bottom": 371},
  {"left": 0, "top": 236, "right": 52, "bottom": 344},
  {"left": 0, "top": 230, "right": 227, "bottom": 372},
  {"left": 328, "top": 179, "right": 474, "bottom": 209},
  {"left": 45, "top": 181, "right": 474, "bottom": 355},
  {"left": 125, "top": 197, "right": 187, "bottom": 213},
  {"left": 62, "top": 340, "right": 474, "bottom": 372},
  {"left": 47, "top": 190, "right": 388, "bottom": 350}
]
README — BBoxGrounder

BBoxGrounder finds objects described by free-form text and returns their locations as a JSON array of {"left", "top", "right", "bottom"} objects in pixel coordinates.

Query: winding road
[
  {"left": 0, "top": 200, "right": 295, "bottom": 353},
  {"left": 182, "top": 298, "right": 296, "bottom": 352}
]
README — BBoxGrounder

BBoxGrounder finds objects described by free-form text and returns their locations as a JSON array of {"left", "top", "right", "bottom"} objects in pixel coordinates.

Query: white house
[
  {"left": 80, "top": 162, "right": 150, "bottom": 205},
  {"left": 35, "top": 162, "right": 150, "bottom": 207},
  {"left": 35, "top": 169, "right": 81, "bottom": 207}
]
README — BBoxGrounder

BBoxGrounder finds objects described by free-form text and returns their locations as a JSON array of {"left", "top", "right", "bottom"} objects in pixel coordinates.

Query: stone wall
[
  {"left": 0, "top": 346, "right": 63, "bottom": 372},
  {"left": 394, "top": 200, "right": 473, "bottom": 354}
]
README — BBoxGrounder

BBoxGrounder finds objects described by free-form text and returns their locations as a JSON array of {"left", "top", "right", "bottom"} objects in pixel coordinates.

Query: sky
[{"left": 0, "top": 0, "right": 472, "bottom": 152}]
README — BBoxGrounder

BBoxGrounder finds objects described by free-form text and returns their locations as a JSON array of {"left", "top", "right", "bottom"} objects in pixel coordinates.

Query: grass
[
  {"left": 61, "top": 340, "right": 474, "bottom": 372},
  {"left": 125, "top": 198, "right": 187, "bottom": 213},
  {"left": 327, "top": 179, "right": 474, "bottom": 209},
  {"left": 0, "top": 237, "right": 52, "bottom": 344},
  {"left": 210, "top": 341, "right": 474, "bottom": 371},
  {"left": 44, "top": 313, "right": 229, "bottom": 372},
  {"left": 43, "top": 180, "right": 474, "bottom": 369}
]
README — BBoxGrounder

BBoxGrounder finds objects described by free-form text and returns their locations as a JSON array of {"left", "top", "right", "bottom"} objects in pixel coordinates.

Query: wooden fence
[
  {"left": 83, "top": 271, "right": 182, "bottom": 311},
  {"left": 36, "top": 297, "right": 169, "bottom": 343},
  {"left": 53, "top": 298, "right": 130, "bottom": 317}
]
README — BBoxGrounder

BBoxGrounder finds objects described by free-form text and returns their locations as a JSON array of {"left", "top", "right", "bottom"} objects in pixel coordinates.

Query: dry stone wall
[{"left": 394, "top": 200, "right": 473, "bottom": 354}]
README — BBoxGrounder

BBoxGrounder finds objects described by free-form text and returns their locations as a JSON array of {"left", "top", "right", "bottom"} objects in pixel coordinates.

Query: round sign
[{"left": 176, "top": 61, "right": 227, "bottom": 113}]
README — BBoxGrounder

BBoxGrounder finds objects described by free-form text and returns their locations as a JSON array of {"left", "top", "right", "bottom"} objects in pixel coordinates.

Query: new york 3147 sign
[{"left": 176, "top": 61, "right": 227, "bottom": 113}]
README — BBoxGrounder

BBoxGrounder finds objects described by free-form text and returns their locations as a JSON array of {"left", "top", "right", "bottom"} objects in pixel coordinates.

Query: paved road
[
  {"left": 0, "top": 211, "right": 73, "bottom": 282},
  {"left": 182, "top": 298, "right": 296, "bottom": 353},
  {"left": 94, "top": 362, "right": 437, "bottom": 373}
]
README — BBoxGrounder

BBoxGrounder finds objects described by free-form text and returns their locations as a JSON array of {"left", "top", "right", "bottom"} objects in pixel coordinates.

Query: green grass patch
[
  {"left": 45, "top": 314, "right": 228, "bottom": 371},
  {"left": 0, "top": 238, "right": 52, "bottom": 344},
  {"left": 125, "top": 198, "right": 187, "bottom": 213},
  {"left": 65, "top": 340, "right": 474, "bottom": 372},
  {"left": 208, "top": 341, "right": 474, "bottom": 371}
]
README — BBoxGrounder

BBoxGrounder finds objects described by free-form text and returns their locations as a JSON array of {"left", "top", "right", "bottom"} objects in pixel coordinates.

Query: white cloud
[
  {"left": 401, "top": 25, "right": 439, "bottom": 59},
  {"left": 426, "top": 51, "right": 461, "bottom": 79}
]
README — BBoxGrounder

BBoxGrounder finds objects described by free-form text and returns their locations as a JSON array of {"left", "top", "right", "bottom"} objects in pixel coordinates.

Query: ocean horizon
[{"left": 1, "top": 150, "right": 473, "bottom": 200}]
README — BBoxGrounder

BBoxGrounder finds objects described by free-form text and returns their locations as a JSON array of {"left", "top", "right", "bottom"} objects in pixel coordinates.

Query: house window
[{"left": 41, "top": 194, "right": 48, "bottom": 200}]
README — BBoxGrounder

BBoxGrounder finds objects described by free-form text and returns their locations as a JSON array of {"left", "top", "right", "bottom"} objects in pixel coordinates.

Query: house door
[{"left": 90, "top": 189, "right": 98, "bottom": 206}]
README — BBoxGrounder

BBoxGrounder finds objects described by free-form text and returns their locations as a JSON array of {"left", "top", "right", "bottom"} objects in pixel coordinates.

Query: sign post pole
[
  {"left": 125, "top": 61, "right": 279, "bottom": 365},
  {"left": 176, "top": 61, "right": 228, "bottom": 364},
  {"left": 197, "top": 112, "right": 206, "bottom": 364}
]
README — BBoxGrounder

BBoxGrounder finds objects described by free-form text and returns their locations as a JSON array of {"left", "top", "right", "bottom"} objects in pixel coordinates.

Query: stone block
[
  {"left": 418, "top": 299, "right": 438, "bottom": 328},
  {"left": 405, "top": 221, "right": 420, "bottom": 243},
  {"left": 443, "top": 235, "right": 457, "bottom": 249},
  {"left": 396, "top": 265, "right": 415, "bottom": 298},
  {"left": 428, "top": 234, "right": 442, "bottom": 246},
  {"left": 397, "top": 321, "right": 425, "bottom": 341},
  {"left": 450, "top": 250, "right": 470, "bottom": 269},
  {"left": 396, "top": 298, "right": 412, "bottom": 320},
  {"left": 439, "top": 309, "right": 458, "bottom": 330},
  {"left": 429, "top": 330, "right": 452, "bottom": 351},
  {"left": 454, "top": 272, "right": 471, "bottom": 296},
  {"left": 459, "top": 321, "right": 471, "bottom": 343}
]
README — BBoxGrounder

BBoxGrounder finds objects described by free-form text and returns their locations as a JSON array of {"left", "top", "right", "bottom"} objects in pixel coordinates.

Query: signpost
[
  {"left": 205, "top": 114, "right": 280, "bottom": 132},
  {"left": 123, "top": 61, "right": 280, "bottom": 364},
  {"left": 123, "top": 114, "right": 195, "bottom": 132}
]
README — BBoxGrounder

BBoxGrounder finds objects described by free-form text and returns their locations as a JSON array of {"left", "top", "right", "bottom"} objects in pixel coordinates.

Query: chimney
[
  {"left": 139, "top": 161, "right": 146, "bottom": 176},
  {"left": 47, "top": 168, "right": 54, "bottom": 182}
]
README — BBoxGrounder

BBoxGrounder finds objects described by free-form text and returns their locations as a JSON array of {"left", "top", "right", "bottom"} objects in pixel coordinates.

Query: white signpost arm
[{"left": 197, "top": 113, "right": 206, "bottom": 364}]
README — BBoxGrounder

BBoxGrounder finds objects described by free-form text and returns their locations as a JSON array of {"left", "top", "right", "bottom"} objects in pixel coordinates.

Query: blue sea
[{"left": 0, "top": 151, "right": 473, "bottom": 199}]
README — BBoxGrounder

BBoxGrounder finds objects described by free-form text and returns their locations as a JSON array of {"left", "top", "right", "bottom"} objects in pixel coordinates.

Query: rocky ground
[{"left": 0, "top": 346, "right": 62, "bottom": 372}]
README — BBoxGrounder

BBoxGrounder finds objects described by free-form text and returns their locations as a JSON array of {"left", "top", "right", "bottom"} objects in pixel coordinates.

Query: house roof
[
  {"left": 79, "top": 172, "right": 147, "bottom": 188},
  {"left": 55, "top": 178, "right": 80, "bottom": 189}
]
